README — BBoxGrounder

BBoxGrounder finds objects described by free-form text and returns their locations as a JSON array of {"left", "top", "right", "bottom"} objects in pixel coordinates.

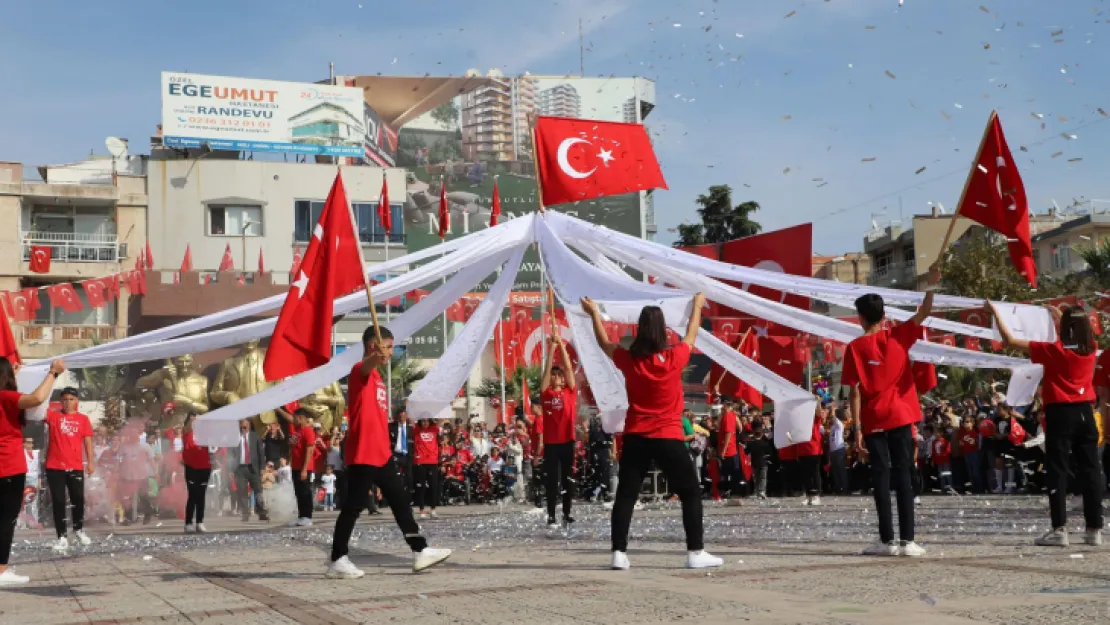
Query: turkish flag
[
  {"left": 291, "top": 245, "right": 303, "bottom": 276},
  {"left": 912, "top": 328, "right": 938, "bottom": 394},
  {"left": 461, "top": 297, "right": 481, "bottom": 322},
  {"left": 123, "top": 270, "right": 146, "bottom": 295},
  {"left": 180, "top": 244, "right": 194, "bottom": 273},
  {"left": 258, "top": 249, "right": 266, "bottom": 275},
  {"left": 378, "top": 177, "right": 392, "bottom": 235},
  {"left": 81, "top": 278, "right": 111, "bottom": 309},
  {"left": 5, "top": 289, "right": 38, "bottom": 323},
  {"left": 46, "top": 283, "right": 84, "bottom": 314},
  {"left": 757, "top": 335, "right": 804, "bottom": 386},
  {"left": 406, "top": 288, "right": 430, "bottom": 305},
  {"left": 964, "top": 336, "right": 982, "bottom": 351},
  {"left": 490, "top": 179, "right": 502, "bottom": 227},
  {"left": 717, "top": 224, "right": 812, "bottom": 315},
  {"left": 533, "top": 116, "right": 667, "bottom": 207},
  {"left": 820, "top": 338, "right": 844, "bottom": 364},
  {"left": 956, "top": 112, "right": 1034, "bottom": 286},
  {"left": 959, "top": 308, "right": 989, "bottom": 327},
  {"left": 145, "top": 241, "right": 155, "bottom": 271},
  {"left": 710, "top": 331, "right": 763, "bottom": 408},
  {"left": 437, "top": 179, "right": 449, "bottom": 239},
  {"left": 29, "top": 246, "right": 51, "bottom": 273},
  {"left": 710, "top": 318, "right": 744, "bottom": 345},
  {"left": 263, "top": 171, "right": 367, "bottom": 381},
  {"left": 494, "top": 320, "right": 517, "bottom": 370},
  {"left": 218, "top": 244, "right": 235, "bottom": 272},
  {"left": 1088, "top": 311, "right": 1103, "bottom": 336},
  {"left": 0, "top": 298, "right": 19, "bottom": 364},
  {"left": 444, "top": 300, "right": 466, "bottom": 323},
  {"left": 521, "top": 378, "right": 532, "bottom": 415}
]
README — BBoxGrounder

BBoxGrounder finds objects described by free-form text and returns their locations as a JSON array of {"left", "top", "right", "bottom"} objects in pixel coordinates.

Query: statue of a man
[
  {"left": 136, "top": 354, "right": 209, "bottom": 427},
  {"left": 210, "top": 339, "right": 274, "bottom": 429},
  {"left": 299, "top": 382, "right": 347, "bottom": 433}
]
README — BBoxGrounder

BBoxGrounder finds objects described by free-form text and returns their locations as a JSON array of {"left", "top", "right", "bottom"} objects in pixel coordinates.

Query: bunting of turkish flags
[
  {"left": 80, "top": 277, "right": 117, "bottom": 309},
  {"left": 819, "top": 338, "right": 844, "bottom": 363},
  {"left": 123, "top": 270, "right": 146, "bottom": 295},
  {"left": 0, "top": 298, "right": 19, "bottom": 364},
  {"left": 958, "top": 308, "right": 990, "bottom": 327},
  {"left": 45, "top": 283, "right": 84, "bottom": 314},
  {"left": 964, "top": 336, "right": 982, "bottom": 352}
]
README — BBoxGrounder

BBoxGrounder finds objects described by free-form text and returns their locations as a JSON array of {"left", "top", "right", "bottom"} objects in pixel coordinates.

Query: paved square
[{"left": 4, "top": 496, "right": 1110, "bottom": 624}]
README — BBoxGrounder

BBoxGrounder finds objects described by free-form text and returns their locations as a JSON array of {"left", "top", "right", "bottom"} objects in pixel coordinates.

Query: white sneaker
[
  {"left": 195, "top": 523, "right": 207, "bottom": 534},
  {"left": 611, "top": 550, "right": 630, "bottom": 570},
  {"left": 809, "top": 496, "right": 822, "bottom": 507},
  {"left": 861, "top": 540, "right": 900, "bottom": 556},
  {"left": 800, "top": 496, "right": 811, "bottom": 506},
  {"left": 295, "top": 518, "right": 313, "bottom": 527},
  {"left": 1085, "top": 529, "right": 1103, "bottom": 547},
  {"left": 429, "top": 510, "right": 439, "bottom": 519},
  {"left": 413, "top": 547, "right": 452, "bottom": 572},
  {"left": 1035, "top": 529, "right": 1069, "bottom": 547},
  {"left": 914, "top": 496, "right": 921, "bottom": 506},
  {"left": 0, "top": 568, "right": 30, "bottom": 587},
  {"left": 51, "top": 536, "right": 69, "bottom": 553},
  {"left": 899, "top": 541, "right": 927, "bottom": 557},
  {"left": 184, "top": 524, "right": 195, "bottom": 534},
  {"left": 685, "top": 550, "right": 724, "bottom": 569},
  {"left": 419, "top": 510, "right": 429, "bottom": 519},
  {"left": 75, "top": 530, "right": 91, "bottom": 546},
  {"left": 287, "top": 520, "right": 301, "bottom": 528},
  {"left": 633, "top": 501, "right": 645, "bottom": 511},
  {"left": 326, "top": 555, "right": 365, "bottom": 579}
]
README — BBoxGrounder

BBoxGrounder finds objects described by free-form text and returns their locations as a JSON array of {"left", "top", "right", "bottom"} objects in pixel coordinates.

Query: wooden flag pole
[
  {"left": 531, "top": 125, "right": 545, "bottom": 213},
  {"left": 712, "top": 328, "right": 751, "bottom": 396},
  {"left": 357, "top": 169, "right": 382, "bottom": 345},
  {"left": 936, "top": 109, "right": 998, "bottom": 271}
]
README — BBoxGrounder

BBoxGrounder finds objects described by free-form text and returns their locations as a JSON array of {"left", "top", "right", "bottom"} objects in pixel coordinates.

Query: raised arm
[
  {"left": 581, "top": 297, "right": 617, "bottom": 359},
  {"left": 987, "top": 301, "right": 1031, "bottom": 354},
  {"left": 683, "top": 293, "right": 706, "bottom": 347},
  {"left": 540, "top": 338, "right": 556, "bottom": 392},
  {"left": 17, "top": 359, "right": 65, "bottom": 410},
  {"left": 556, "top": 336, "right": 575, "bottom": 390},
  {"left": 909, "top": 264, "right": 941, "bottom": 327}
]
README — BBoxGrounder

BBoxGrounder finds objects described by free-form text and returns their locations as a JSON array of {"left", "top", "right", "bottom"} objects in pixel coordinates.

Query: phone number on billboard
[{"left": 186, "top": 117, "right": 273, "bottom": 129}]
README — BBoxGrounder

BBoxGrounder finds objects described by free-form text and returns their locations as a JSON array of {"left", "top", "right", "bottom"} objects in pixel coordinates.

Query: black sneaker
[
  {"left": 547, "top": 516, "right": 557, "bottom": 526},
  {"left": 563, "top": 516, "right": 576, "bottom": 524}
]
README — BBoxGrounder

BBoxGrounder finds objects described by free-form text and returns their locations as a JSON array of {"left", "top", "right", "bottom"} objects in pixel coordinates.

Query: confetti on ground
[
  {"left": 941, "top": 111, "right": 951, "bottom": 120},
  {"left": 1099, "top": 108, "right": 1109, "bottom": 117},
  {"left": 1061, "top": 133, "right": 1077, "bottom": 140}
]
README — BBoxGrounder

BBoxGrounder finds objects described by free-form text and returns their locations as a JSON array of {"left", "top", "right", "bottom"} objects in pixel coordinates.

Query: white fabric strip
[
  {"left": 407, "top": 247, "right": 527, "bottom": 421},
  {"left": 193, "top": 241, "right": 530, "bottom": 446}
]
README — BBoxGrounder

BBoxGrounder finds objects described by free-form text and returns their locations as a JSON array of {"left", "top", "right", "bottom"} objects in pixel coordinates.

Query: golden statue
[
  {"left": 298, "top": 382, "right": 346, "bottom": 433},
  {"left": 210, "top": 339, "right": 275, "bottom": 431},
  {"left": 136, "top": 354, "right": 210, "bottom": 427}
]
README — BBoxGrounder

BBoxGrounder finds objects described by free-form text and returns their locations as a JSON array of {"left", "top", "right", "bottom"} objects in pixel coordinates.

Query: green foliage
[
  {"left": 1075, "top": 239, "right": 1110, "bottom": 289},
  {"left": 79, "top": 338, "right": 129, "bottom": 433},
  {"left": 431, "top": 101, "right": 460, "bottom": 130},
  {"left": 675, "top": 185, "right": 762, "bottom": 247},
  {"left": 388, "top": 355, "right": 427, "bottom": 400},
  {"left": 474, "top": 364, "right": 542, "bottom": 405}
]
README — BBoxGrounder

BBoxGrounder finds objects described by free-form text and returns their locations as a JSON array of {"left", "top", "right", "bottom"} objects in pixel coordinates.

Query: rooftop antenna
[
  {"left": 105, "top": 137, "right": 128, "bottom": 177},
  {"left": 579, "top": 18, "right": 584, "bottom": 76}
]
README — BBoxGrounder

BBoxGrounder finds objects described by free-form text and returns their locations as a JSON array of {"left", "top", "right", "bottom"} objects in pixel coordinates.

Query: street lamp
[{"left": 241, "top": 220, "right": 258, "bottom": 281}]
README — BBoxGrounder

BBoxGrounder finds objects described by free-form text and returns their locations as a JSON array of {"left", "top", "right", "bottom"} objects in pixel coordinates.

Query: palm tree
[
  {"left": 387, "top": 355, "right": 427, "bottom": 401},
  {"left": 79, "top": 363, "right": 128, "bottom": 433},
  {"left": 1075, "top": 239, "right": 1110, "bottom": 289},
  {"left": 474, "top": 363, "right": 542, "bottom": 406}
]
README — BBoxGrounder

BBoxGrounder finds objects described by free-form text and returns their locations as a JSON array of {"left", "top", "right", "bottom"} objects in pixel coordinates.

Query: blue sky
[{"left": 2, "top": 0, "right": 1108, "bottom": 254}]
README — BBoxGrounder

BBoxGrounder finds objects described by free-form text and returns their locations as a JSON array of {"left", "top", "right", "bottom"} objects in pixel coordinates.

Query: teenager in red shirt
[
  {"left": 181, "top": 411, "right": 212, "bottom": 533},
  {"left": 528, "top": 403, "right": 544, "bottom": 509},
  {"left": 796, "top": 403, "right": 825, "bottom": 506},
  {"left": 0, "top": 357, "right": 65, "bottom": 587},
  {"left": 991, "top": 302, "right": 1103, "bottom": 547},
  {"left": 928, "top": 426, "right": 953, "bottom": 493},
  {"left": 413, "top": 419, "right": 441, "bottom": 519},
  {"left": 43, "top": 387, "right": 94, "bottom": 552},
  {"left": 583, "top": 293, "right": 723, "bottom": 570},
  {"left": 717, "top": 399, "right": 740, "bottom": 503},
  {"left": 288, "top": 409, "right": 317, "bottom": 526},
  {"left": 842, "top": 264, "right": 938, "bottom": 557},
  {"left": 327, "top": 326, "right": 450, "bottom": 579},
  {"left": 957, "top": 415, "right": 983, "bottom": 493},
  {"left": 540, "top": 332, "right": 577, "bottom": 526}
]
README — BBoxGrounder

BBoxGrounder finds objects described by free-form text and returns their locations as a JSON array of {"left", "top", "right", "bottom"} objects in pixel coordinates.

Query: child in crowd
[{"left": 321, "top": 465, "right": 337, "bottom": 511}]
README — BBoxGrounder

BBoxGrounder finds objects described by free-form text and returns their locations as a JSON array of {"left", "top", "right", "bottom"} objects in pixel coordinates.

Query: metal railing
[
  {"left": 21, "top": 231, "right": 120, "bottom": 263},
  {"left": 868, "top": 260, "right": 917, "bottom": 286},
  {"left": 20, "top": 325, "right": 122, "bottom": 344}
]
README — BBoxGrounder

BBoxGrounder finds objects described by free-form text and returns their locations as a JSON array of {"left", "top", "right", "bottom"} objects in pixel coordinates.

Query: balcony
[
  {"left": 19, "top": 324, "right": 123, "bottom": 344},
  {"left": 21, "top": 231, "right": 120, "bottom": 263},
  {"left": 868, "top": 260, "right": 917, "bottom": 288}
]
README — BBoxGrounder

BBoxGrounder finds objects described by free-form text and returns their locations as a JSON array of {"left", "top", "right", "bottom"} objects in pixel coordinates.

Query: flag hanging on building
[{"left": 28, "top": 246, "right": 51, "bottom": 273}]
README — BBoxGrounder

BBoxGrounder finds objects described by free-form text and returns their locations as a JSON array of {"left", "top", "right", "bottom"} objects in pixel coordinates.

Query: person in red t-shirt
[
  {"left": 583, "top": 293, "right": 723, "bottom": 571},
  {"left": 528, "top": 403, "right": 544, "bottom": 509},
  {"left": 327, "top": 326, "right": 450, "bottom": 580},
  {"left": 413, "top": 420, "right": 441, "bottom": 518},
  {"left": 181, "top": 411, "right": 212, "bottom": 533},
  {"left": 795, "top": 403, "right": 825, "bottom": 506},
  {"left": 928, "top": 425, "right": 953, "bottom": 493},
  {"left": 842, "top": 264, "right": 938, "bottom": 557},
  {"left": 0, "top": 357, "right": 65, "bottom": 587},
  {"left": 991, "top": 302, "right": 1104, "bottom": 547},
  {"left": 540, "top": 331, "right": 577, "bottom": 526},
  {"left": 957, "top": 415, "right": 984, "bottom": 493},
  {"left": 717, "top": 399, "right": 740, "bottom": 502},
  {"left": 288, "top": 409, "right": 317, "bottom": 525},
  {"left": 44, "top": 387, "right": 94, "bottom": 552}
]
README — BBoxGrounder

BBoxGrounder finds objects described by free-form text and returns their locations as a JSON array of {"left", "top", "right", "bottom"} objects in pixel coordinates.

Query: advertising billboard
[
  {"left": 397, "top": 75, "right": 653, "bottom": 357},
  {"left": 161, "top": 72, "right": 365, "bottom": 157}
]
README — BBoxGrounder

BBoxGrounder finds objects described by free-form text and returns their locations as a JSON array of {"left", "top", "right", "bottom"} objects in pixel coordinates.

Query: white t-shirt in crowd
[
  {"left": 321, "top": 473, "right": 336, "bottom": 494},
  {"left": 277, "top": 465, "right": 292, "bottom": 484},
  {"left": 487, "top": 457, "right": 504, "bottom": 473},
  {"left": 828, "top": 419, "right": 846, "bottom": 453}
]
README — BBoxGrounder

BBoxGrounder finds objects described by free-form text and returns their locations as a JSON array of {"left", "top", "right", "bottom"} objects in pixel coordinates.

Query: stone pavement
[{"left": 3, "top": 496, "right": 1110, "bottom": 624}]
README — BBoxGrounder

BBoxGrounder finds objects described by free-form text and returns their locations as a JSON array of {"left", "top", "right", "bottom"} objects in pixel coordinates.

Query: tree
[
  {"left": 79, "top": 362, "right": 128, "bottom": 433},
  {"left": 431, "top": 101, "right": 460, "bottom": 130},
  {"left": 674, "top": 185, "right": 762, "bottom": 247},
  {"left": 474, "top": 364, "right": 542, "bottom": 408},
  {"left": 387, "top": 355, "right": 427, "bottom": 401},
  {"left": 1075, "top": 239, "right": 1110, "bottom": 290},
  {"left": 941, "top": 231, "right": 1043, "bottom": 302}
]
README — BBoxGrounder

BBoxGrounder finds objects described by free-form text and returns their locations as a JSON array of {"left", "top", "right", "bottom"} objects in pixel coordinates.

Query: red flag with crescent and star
[
  {"left": 29, "top": 246, "right": 51, "bottom": 273},
  {"left": 263, "top": 171, "right": 367, "bottom": 381},
  {"left": 533, "top": 116, "right": 667, "bottom": 206},
  {"left": 956, "top": 112, "right": 1034, "bottom": 286}
]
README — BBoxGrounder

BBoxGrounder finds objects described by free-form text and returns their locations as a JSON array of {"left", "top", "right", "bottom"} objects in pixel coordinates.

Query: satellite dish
[{"left": 105, "top": 137, "right": 128, "bottom": 158}]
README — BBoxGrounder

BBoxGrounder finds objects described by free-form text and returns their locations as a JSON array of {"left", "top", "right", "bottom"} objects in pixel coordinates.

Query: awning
[{"left": 337, "top": 75, "right": 495, "bottom": 128}]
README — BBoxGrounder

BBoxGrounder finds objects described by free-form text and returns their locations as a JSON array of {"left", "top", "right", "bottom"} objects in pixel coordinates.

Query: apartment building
[
  {"left": 1031, "top": 211, "right": 1110, "bottom": 281},
  {"left": 460, "top": 75, "right": 516, "bottom": 162},
  {"left": 0, "top": 157, "right": 147, "bottom": 361},
  {"left": 536, "top": 84, "right": 582, "bottom": 118}
]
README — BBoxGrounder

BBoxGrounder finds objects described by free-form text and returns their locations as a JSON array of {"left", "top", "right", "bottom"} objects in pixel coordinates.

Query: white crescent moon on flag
[{"left": 556, "top": 138, "right": 596, "bottom": 179}]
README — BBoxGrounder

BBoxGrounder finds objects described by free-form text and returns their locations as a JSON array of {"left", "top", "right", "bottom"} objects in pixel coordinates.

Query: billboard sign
[
  {"left": 398, "top": 75, "right": 653, "bottom": 357},
  {"left": 361, "top": 102, "right": 398, "bottom": 167},
  {"left": 161, "top": 72, "right": 365, "bottom": 157}
]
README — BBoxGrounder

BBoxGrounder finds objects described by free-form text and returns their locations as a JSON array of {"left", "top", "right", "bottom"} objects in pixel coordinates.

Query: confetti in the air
[
  {"left": 885, "top": 70, "right": 897, "bottom": 80},
  {"left": 785, "top": 10, "right": 796, "bottom": 18},
  {"left": 861, "top": 157, "right": 877, "bottom": 162}
]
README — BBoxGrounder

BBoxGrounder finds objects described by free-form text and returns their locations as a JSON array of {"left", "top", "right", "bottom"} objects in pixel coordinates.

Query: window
[
  {"left": 1052, "top": 243, "right": 1070, "bottom": 270},
  {"left": 208, "top": 205, "right": 262, "bottom": 236},
  {"left": 294, "top": 200, "right": 404, "bottom": 244}
]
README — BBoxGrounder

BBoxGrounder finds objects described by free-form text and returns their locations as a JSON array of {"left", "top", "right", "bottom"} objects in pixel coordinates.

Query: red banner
[{"left": 717, "top": 224, "right": 813, "bottom": 316}]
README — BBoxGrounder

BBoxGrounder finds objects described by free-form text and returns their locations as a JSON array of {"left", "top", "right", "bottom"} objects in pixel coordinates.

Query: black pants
[
  {"left": 865, "top": 425, "right": 915, "bottom": 543},
  {"left": 334, "top": 469, "right": 347, "bottom": 509},
  {"left": 292, "top": 471, "right": 314, "bottom": 519},
  {"left": 719, "top": 454, "right": 740, "bottom": 497},
  {"left": 829, "top": 448, "right": 848, "bottom": 494},
  {"left": 612, "top": 435, "right": 703, "bottom": 552},
  {"left": 590, "top": 450, "right": 611, "bottom": 499},
  {"left": 413, "top": 464, "right": 441, "bottom": 510},
  {"left": 184, "top": 467, "right": 211, "bottom": 525},
  {"left": 331, "top": 460, "right": 427, "bottom": 562},
  {"left": 1045, "top": 402, "right": 1105, "bottom": 530},
  {"left": 0, "top": 474, "right": 25, "bottom": 566},
  {"left": 798, "top": 454, "right": 822, "bottom": 497},
  {"left": 544, "top": 443, "right": 575, "bottom": 519},
  {"left": 235, "top": 465, "right": 268, "bottom": 518},
  {"left": 531, "top": 459, "right": 545, "bottom": 507},
  {"left": 780, "top": 459, "right": 799, "bottom": 496},
  {"left": 393, "top": 453, "right": 413, "bottom": 496},
  {"left": 45, "top": 469, "right": 85, "bottom": 538}
]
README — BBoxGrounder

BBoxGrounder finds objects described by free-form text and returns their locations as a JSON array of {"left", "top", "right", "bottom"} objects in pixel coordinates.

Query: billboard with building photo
[
  {"left": 161, "top": 72, "right": 366, "bottom": 157},
  {"left": 396, "top": 74, "right": 657, "bottom": 357}
]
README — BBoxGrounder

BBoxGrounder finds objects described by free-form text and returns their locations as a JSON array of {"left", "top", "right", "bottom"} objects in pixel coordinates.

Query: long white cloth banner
[
  {"left": 193, "top": 242, "right": 530, "bottom": 446},
  {"left": 64, "top": 217, "right": 535, "bottom": 370},
  {"left": 44, "top": 217, "right": 532, "bottom": 366},
  {"left": 407, "top": 247, "right": 527, "bottom": 421}
]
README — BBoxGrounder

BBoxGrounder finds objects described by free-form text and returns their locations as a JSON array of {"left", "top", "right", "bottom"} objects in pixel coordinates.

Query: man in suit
[
  {"left": 389, "top": 410, "right": 415, "bottom": 498},
  {"left": 229, "top": 419, "right": 270, "bottom": 522}
]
